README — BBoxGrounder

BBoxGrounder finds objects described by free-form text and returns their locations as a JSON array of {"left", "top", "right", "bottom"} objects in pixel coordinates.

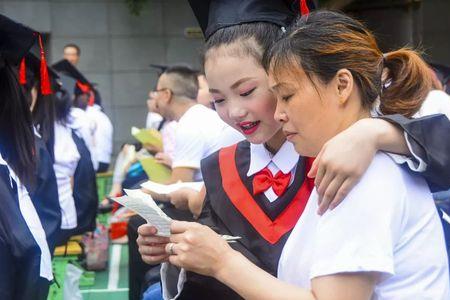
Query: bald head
[{"left": 158, "top": 66, "right": 199, "bottom": 101}]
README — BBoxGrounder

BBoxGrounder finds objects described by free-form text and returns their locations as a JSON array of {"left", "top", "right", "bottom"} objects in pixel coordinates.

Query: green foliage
[{"left": 125, "top": 0, "right": 149, "bottom": 16}]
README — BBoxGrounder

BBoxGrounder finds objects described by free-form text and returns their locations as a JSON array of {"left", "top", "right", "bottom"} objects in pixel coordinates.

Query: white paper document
[
  {"left": 140, "top": 180, "right": 204, "bottom": 195},
  {"left": 112, "top": 189, "right": 172, "bottom": 236}
]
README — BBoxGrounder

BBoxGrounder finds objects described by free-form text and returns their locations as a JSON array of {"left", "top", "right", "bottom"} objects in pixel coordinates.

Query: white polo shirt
[
  {"left": 172, "top": 104, "right": 243, "bottom": 181},
  {"left": 278, "top": 153, "right": 450, "bottom": 299},
  {"left": 86, "top": 104, "right": 113, "bottom": 164}
]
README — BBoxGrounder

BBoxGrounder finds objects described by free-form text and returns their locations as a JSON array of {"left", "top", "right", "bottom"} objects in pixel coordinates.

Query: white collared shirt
[{"left": 247, "top": 141, "right": 299, "bottom": 202}]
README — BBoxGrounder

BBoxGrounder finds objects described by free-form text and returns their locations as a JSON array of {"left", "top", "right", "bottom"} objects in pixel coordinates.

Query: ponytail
[{"left": 380, "top": 48, "right": 433, "bottom": 117}]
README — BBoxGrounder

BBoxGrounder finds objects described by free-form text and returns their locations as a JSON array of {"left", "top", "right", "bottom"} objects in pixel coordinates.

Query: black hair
[
  {"left": 64, "top": 43, "right": 81, "bottom": 56},
  {"left": 263, "top": 10, "right": 433, "bottom": 117},
  {"left": 204, "top": 22, "right": 283, "bottom": 66},
  {"left": 162, "top": 65, "right": 199, "bottom": 100},
  {"left": 0, "top": 58, "right": 35, "bottom": 185},
  {"left": 21, "top": 66, "right": 56, "bottom": 158},
  {"left": 54, "top": 87, "right": 72, "bottom": 125}
]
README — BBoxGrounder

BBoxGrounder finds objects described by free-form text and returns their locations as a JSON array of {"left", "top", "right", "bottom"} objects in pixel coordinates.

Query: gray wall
[{"left": 0, "top": 0, "right": 204, "bottom": 156}]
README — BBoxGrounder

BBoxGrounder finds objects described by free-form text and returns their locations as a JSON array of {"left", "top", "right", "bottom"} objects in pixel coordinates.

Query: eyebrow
[
  {"left": 270, "top": 82, "right": 287, "bottom": 93},
  {"left": 209, "top": 77, "right": 256, "bottom": 93}
]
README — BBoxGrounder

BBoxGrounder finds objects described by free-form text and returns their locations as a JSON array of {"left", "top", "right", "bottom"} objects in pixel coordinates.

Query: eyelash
[
  {"left": 213, "top": 98, "right": 225, "bottom": 104},
  {"left": 282, "top": 94, "right": 294, "bottom": 101},
  {"left": 240, "top": 87, "right": 256, "bottom": 97}
]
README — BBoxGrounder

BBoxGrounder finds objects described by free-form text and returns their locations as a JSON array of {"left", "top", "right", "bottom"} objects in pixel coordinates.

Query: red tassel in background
[
  {"left": 300, "top": 0, "right": 310, "bottom": 16},
  {"left": 37, "top": 34, "right": 52, "bottom": 95},
  {"left": 19, "top": 58, "right": 27, "bottom": 85}
]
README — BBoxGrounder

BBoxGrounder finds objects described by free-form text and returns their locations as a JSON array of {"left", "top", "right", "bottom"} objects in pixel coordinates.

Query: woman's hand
[
  {"left": 309, "top": 118, "right": 380, "bottom": 215},
  {"left": 137, "top": 224, "right": 170, "bottom": 265},
  {"left": 166, "top": 221, "right": 235, "bottom": 277},
  {"left": 169, "top": 188, "right": 196, "bottom": 211}
]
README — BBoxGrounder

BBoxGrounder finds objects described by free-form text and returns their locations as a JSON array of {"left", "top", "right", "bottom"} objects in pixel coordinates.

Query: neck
[
  {"left": 171, "top": 99, "right": 196, "bottom": 121},
  {"left": 264, "top": 129, "right": 286, "bottom": 154}
]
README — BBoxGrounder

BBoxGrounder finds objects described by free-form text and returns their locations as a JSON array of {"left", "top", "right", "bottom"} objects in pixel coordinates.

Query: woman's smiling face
[{"left": 205, "top": 45, "right": 282, "bottom": 145}]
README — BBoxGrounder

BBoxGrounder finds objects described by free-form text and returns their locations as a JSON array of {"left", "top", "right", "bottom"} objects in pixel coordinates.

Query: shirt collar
[{"left": 247, "top": 141, "right": 299, "bottom": 176}]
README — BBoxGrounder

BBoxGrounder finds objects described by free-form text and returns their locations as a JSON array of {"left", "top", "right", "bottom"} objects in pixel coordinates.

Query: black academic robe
[
  {"left": 71, "top": 131, "right": 98, "bottom": 235},
  {"left": 28, "top": 136, "right": 61, "bottom": 252},
  {"left": 381, "top": 113, "right": 450, "bottom": 191},
  {"left": 173, "top": 141, "right": 314, "bottom": 300},
  {"left": 0, "top": 165, "right": 50, "bottom": 300}
]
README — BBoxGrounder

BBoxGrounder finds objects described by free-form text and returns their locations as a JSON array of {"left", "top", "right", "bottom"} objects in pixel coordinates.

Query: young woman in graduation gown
[
  {"left": 22, "top": 53, "right": 62, "bottom": 252},
  {"left": 138, "top": 1, "right": 450, "bottom": 298},
  {"left": 53, "top": 86, "right": 97, "bottom": 245},
  {"left": 0, "top": 14, "right": 53, "bottom": 299},
  {"left": 157, "top": 10, "right": 450, "bottom": 300}
]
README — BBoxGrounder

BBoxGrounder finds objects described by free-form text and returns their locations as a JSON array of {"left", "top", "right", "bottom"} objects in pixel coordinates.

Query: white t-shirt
[
  {"left": 278, "top": 153, "right": 450, "bottom": 299},
  {"left": 172, "top": 104, "right": 243, "bottom": 181},
  {"left": 86, "top": 104, "right": 113, "bottom": 164},
  {"left": 53, "top": 121, "right": 80, "bottom": 229},
  {"left": 70, "top": 107, "right": 98, "bottom": 170},
  {"left": 161, "top": 120, "right": 178, "bottom": 160}
]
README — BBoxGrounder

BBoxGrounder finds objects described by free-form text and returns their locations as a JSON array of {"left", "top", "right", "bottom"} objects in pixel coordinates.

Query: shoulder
[
  {"left": 325, "top": 153, "right": 408, "bottom": 218},
  {"left": 416, "top": 90, "right": 450, "bottom": 119},
  {"left": 201, "top": 140, "right": 249, "bottom": 171}
]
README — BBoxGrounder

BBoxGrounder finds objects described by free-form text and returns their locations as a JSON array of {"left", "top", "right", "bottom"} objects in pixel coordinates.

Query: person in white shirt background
[
  {"left": 157, "top": 10, "right": 450, "bottom": 300},
  {"left": 86, "top": 89, "right": 114, "bottom": 173}
]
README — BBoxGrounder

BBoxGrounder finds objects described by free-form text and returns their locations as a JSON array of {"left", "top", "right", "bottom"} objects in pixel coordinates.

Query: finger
[
  {"left": 165, "top": 242, "right": 179, "bottom": 255},
  {"left": 169, "top": 233, "right": 186, "bottom": 244},
  {"left": 142, "top": 254, "right": 169, "bottom": 265},
  {"left": 329, "top": 178, "right": 357, "bottom": 210},
  {"left": 137, "top": 235, "right": 170, "bottom": 245},
  {"left": 170, "top": 220, "right": 197, "bottom": 234},
  {"left": 137, "top": 224, "right": 158, "bottom": 236},
  {"left": 317, "top": 175, "right": 345, "bottom": 215},
  {"left": 314, "top": 161, "right": 326, "bottom": 189},
  {"left": 316, "top": 169, "right": 334, "bottom": 202},
  {"left": 168, "top": 254, "right": 182, "bottom": 268},
  {"left": 138, "top": 244, "right": 168, "bottom": 256},
  {"left": 308, "top": 149, "right": 323, "bottom": 178}
]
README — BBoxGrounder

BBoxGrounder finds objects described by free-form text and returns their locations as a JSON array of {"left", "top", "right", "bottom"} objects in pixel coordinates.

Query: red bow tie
[{"left": 252, "top": 167, "right": 292, "bottom": 197}]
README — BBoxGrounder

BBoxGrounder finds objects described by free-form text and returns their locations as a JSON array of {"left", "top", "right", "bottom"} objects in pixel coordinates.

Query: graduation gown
[
  {"left": 28, "top": 135, "right": 61, "bottom": 252},
  {"left": 0, "top": 165, "right": 50, "bottom": 300},
  {"left": 169, "top": 141, "right": 314, "bottom": 300},
  {"left": 381, "top": 113, "right": 450, "bottom": 191},
  {"left": 71, "top": 131, "right": 98, "bottom": 235}
]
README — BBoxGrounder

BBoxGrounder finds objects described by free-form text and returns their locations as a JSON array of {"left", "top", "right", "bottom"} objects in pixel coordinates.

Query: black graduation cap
[
  {"left": 52, "top": 59, "right": 91, "bottom": 86},
  {"left": 0, "top": 14, "right": 36, "bottom": 65},
  {"left": 0, "top": 13, "right": 53, "bottom": 95},
  {"left": 188, "top": 0, "right": 312, "bottom": 40},
  {"left": 149, "top": 64, "right": 169, "bottom": 74}
]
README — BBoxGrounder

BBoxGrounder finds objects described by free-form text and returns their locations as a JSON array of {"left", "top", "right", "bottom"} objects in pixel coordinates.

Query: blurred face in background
[
  {"left": 63, "top": 46, "right": 80, "bottom": 65},
  {"left": 197, "top": 74, "right": 213, "bottom": 107}
]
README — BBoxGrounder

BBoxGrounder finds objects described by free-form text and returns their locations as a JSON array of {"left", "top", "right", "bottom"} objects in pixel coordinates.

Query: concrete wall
[{"left": 0, "top": 0, "right": 204, "bottom": 156}]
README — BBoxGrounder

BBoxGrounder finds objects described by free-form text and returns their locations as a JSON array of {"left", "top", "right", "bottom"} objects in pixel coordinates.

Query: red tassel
[
  {"left": 19, "top": 58, "right": 27, "bottom": 85},
  {"left": 300, "top": 0, "right": 309, "bottom": 16},
  {"left": 88, "top": 91, "right": 95, "bottom": 106},
  {"left": 37, "top": 34, "right": 52, "bottom": 95},
  {"left": 76, "top": 81, "right": 91, "bottom": 93}
]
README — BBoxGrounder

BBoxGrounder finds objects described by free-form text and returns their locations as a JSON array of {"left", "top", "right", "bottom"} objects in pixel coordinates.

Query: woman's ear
[{"left": 335, "top": 68, "right": 353, "bottom": 105}]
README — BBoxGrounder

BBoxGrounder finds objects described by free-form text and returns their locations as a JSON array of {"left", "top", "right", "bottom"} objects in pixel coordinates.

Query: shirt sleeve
[
  {"left": 171, "top": 126, "right": 205, "bottom": 170},
  {"left": 309, "top": 155, "right": 403, "bottom": 279},
  {"left": 380, "top": 114, "right": 450, "bottom": 191}
]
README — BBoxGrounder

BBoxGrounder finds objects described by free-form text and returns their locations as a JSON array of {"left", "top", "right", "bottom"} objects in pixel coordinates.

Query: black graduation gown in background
[
  {"left": 174, "top": 141, "right": 314, "bottom": 300},
  {"left": 381, "top": 113, "right": 450, "bottom": 191},
  {"left": 0, "top": 165, "right": 50, "bottom": 300},
  {"left": 28, "top": 135, "right": 61, "bottom": 252},
  {"left": 71, "top": 131, "right": 98, "bottom": 235}
]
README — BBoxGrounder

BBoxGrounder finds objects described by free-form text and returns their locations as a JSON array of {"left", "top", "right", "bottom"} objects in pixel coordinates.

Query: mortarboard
[
  {"left": 52, "top": 59, "right": 95, "bottom": 105},
  {"left": 188, "top": 0, "right": 312, "bottom": 41},
  {"left": 0, "top": 13, "right": 53, "bottom": 95}
]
